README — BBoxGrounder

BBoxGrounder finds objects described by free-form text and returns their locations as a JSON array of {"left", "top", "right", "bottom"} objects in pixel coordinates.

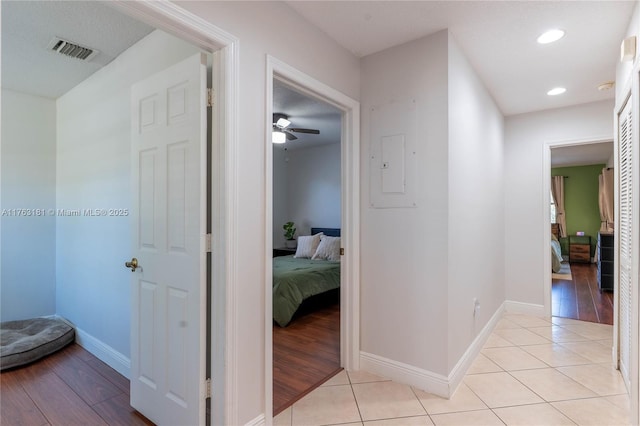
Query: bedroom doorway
[
  {"left": 265, "top": 57, "right": 360, "bottom": 418},
  {"left": 271, "top": 78, "right": 343, "bottom": 415},
  {"left": 546, "top": 140, "right": 615, "bottom": 325}
]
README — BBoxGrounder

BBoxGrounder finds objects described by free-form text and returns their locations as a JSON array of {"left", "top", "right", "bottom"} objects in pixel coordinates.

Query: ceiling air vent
[{"left": 47, "top": 37, "right": 99, "bottom": 61}]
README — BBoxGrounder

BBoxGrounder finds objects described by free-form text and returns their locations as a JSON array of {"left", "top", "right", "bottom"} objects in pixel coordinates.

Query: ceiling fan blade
[
  {"left": 290, "top": 128, "right": 320, "bottom": 134},
  {"left": 285, "top": 131, "right": 298, "bottom": 141}
]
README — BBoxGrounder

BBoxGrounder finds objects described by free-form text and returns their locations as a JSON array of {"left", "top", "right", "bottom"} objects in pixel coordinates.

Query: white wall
[
  {"left": 288, "top": 143, "right": 341, "bottom": 236},
  {"left": 1, "top": 89, "right": 57, "bottom": 321},
  {"left": 504, "top": 100, "right": 614, "bottom": 306},
  {"left": 272, "top": 145, "right": 289, "bottom": 247},
  {"left": 55, "top": 31, "right": 200, "bottom": 360},
  {"left": 273, "top": 143, "right": 341, "bottom": 247},
  {"left": 360, "top": 31, "right": 451, "bottom": 376},
  {"left": 360, "top": 29, "right": 506, "bottom": 382},
  {"left": 447, "top": 37, "right": 505, "bottom": 370},
  {"left": 616, "top": 1, "right": 640, "bottom": 100},
  {"left": 166, "top": 2, "right": 361, "bottom": 422}
]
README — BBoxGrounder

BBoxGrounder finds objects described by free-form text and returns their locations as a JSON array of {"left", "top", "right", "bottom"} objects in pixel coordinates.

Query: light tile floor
[{"left": 274, "top": 313, "right": 630, "bottom": 426}]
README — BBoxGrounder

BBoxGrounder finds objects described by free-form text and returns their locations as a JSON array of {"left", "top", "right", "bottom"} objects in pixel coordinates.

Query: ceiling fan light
[
  {"left": 272, "top": 131, "right": 286, "bottom": 144},
  {"left": 276, "top": 117, "right": 291, "bottom": 128}
]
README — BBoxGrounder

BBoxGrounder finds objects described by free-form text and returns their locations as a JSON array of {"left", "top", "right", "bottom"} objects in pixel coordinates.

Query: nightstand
[
  {"left": 569, "top": 235, "right": 591, "bottom": 263},
  {"left": 273, "top": 247, "right": 296, "bottom": 257}
]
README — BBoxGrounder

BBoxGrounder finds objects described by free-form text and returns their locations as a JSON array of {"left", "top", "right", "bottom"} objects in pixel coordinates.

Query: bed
[
  {"left": 273, "top": 227, "right": 341, "bottom": 327},
  {"left": 551, "top": 233, "right": 563, "bottom": 273}
]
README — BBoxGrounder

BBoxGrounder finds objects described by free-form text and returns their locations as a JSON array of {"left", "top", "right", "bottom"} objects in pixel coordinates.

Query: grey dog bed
[{"left": 1, "top": 317, "right": 75, "bottom": 371}]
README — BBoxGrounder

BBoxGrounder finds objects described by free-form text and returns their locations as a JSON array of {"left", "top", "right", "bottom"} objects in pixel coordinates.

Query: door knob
[{"left": 125, "top": 257, "right": 139, "bottom": 272}]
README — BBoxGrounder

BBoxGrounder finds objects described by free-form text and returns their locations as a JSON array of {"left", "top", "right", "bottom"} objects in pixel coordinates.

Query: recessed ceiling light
[
  {"left": 537, "top": 29, "right": 565, "bottom": 44},
  {"left": 547, "top": 87, "right": 566, "bottom": 96}
]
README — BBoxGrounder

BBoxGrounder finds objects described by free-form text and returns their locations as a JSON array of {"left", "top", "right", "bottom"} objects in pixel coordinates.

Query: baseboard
[
  {"left": 504, "top": 300, "right": 546, "bottom": 317},
  {"left": 359, "top": 303, "right": 507, "bottom": 399},
  {"left": 54, "top": 315, "right": 131, "bottom": 379},
  {"left": 245, "top": 414, "right": 266, "bottom": 426},
  {"left": 447, "top": 302, "right": 505, "bottom": 393},
  {"left": 359, "top": 351, "right": 449, "bottom": 398}
]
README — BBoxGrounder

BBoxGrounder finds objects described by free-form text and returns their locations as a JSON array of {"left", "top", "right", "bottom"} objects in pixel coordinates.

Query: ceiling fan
[{"left": 272, "top": 113, "right": 320, "bottom": 143}]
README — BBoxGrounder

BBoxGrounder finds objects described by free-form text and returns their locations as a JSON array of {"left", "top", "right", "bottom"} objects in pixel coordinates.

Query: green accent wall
[{"left": 552, "top": 164, "right": 605, "bottom": 257}]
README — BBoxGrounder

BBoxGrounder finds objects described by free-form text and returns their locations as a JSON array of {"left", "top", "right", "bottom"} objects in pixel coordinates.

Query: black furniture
[
  {"left": 597, "top": 232, "right": 614, "bottom": 291},
  {"left": 273, "top": 247, "right": 296, "bottom": 257}
]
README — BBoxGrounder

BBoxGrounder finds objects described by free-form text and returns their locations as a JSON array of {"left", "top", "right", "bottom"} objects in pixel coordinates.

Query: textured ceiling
[{"left": 1, "top": 0, "right": 153, "bottom": 99}]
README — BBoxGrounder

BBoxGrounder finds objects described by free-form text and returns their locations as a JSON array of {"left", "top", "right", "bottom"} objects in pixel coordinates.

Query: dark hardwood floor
[
  {"left": 273, "top": 291, "right": 341, "bottom": 416},
  {"left": 1, "top": 343, "right": 153, "bottom": 426},
  {"left": 552, "top": 262, "right": 614, "bottom": 324}
]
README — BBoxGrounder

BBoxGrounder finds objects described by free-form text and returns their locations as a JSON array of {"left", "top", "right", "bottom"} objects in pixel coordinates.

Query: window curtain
[
  {"left": 551, "top": 176, "right": 567, "bottom": 238},
  {"left": 599, "top": 167, "right": 614, "bottom": 232}
]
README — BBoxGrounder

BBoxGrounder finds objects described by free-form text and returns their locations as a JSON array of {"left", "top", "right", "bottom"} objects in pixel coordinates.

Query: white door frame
[
  {"left": 108, "top": 2, "right": 240, "bottom": 425},
  {"left": 542, "top": 136, "right": 613, "bottom": 318},
  {"left": 265, "top": 56, "right": 361, "bottom": 420}
]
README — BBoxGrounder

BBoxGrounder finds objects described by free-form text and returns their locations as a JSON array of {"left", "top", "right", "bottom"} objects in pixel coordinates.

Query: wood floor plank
[
  {"left": 92, "top": 394, "right": 154, "bottom": 426},
  {"left": 552, "top": 263, "right": 612, "bottom": 325},
  {"left": 85, "top": 358, "right": 130, "bottom": 395},
  {"left": 64, "top": 344, "right": 98, "bottom": 362},
  {"left": 50, "top": 350, "right": 122, "bottom": 406},
  {"left": 586, "top": 266, "right": 614, "bottom": 324},
  {"left": 2, "top": 344, "right": 152, "bottom": 426},
  {"left": 574, "top": 266, "right": 599, "bottom": 322},
  {"left": 0, "top": 371, "right": 49, "bottom": 426},
  {"left": 19, "top": 372, "right": 109, "bottom": 426},
  {"left": 273, "top": 298, "right": 340, "bottom": 416},
  {"left": 552, "top": 278, "right": 578, "bottom": 319}
]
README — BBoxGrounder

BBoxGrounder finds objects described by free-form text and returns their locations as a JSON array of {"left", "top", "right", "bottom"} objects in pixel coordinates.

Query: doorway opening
[
  {"left": 271, "top": 78, "right": 343, "bottom": 414},
  {"left": 265, "top": 56, "right": 361, "bottom": 420},
  {"left": 2, "top": 1, "right": 238, "bottom": 424},
  {"left": 546, "top": 140, "right": 615, "bottom": 325}
]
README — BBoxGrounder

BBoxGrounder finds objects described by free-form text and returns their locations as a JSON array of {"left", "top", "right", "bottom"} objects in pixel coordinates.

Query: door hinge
[
  {"left": 206, "top": 233, "right": 212, "bottom": 253},
  {"left": 206, "top": 88, "right": 213, "bottom": 108},
  {"left": 205, "top": 378, "right": 212, "bottom": 399},
  {"left": 340, "top": 247, "right": 344, "bottom": 256}
]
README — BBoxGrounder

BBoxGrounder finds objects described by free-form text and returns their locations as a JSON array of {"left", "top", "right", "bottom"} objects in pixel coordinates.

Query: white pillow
[
  {"left": 312, "top": 235, "right": 341, "bottom": 261},
  {"left": 294, "top": 233, "right": 323, "bottom": 258}
]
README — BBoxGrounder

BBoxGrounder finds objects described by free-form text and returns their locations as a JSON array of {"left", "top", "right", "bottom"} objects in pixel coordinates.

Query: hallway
[{"left": 275, "top": 312, "right": 628, "bottom": 426}]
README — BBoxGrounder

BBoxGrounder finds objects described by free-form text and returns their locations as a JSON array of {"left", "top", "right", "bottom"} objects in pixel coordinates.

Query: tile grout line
[
  {"left": 516, "top": 324, "right": 625, "bottom": 407},
  {"left": 345, "top": 371, "right": 364, "bottom": 425},
  {"left": 408, "top": 383, "right": 436, "bottom": 425},
  {"left": 293, "top": 314, "right": 622, "bottom": 426},
  {"left": 479, "top": 320, "right": 618, "bottom": 422}
]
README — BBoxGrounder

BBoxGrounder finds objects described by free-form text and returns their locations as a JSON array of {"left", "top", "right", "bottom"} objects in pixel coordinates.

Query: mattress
[{"left": 272, "top": 255, "right": 340, "bottom": 327}]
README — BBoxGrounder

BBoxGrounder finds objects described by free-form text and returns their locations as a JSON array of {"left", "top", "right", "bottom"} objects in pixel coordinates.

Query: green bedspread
[{"left": 273, "top": 255, "right": 340, "bottom": 327}]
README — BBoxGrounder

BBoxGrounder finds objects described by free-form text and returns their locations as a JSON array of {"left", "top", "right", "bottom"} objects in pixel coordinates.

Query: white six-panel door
[{"left": 130, "top": 53, "right": 207, "bottom": 426}]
